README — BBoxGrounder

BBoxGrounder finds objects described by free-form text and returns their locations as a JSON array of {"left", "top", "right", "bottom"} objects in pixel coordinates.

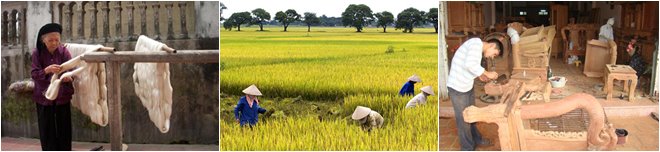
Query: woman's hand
[{"left": 45, "top": 64, "right": 61, "bottom": 74}]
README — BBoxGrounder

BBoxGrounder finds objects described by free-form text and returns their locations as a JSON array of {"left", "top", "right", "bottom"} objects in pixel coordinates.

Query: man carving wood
[{"left": 447, "top": 38, "right": 500, "bottom": 150}]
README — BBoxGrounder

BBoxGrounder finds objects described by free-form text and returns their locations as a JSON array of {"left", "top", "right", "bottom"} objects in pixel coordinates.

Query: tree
[
  {"left": 251, "top": 8, "right": 271, "bottom": 31},
  {"left": 319, "top": 15, "right": 342, "bottom": 27},
  {"left": 341, "top": 4, "right": 374, "bottom": 32},
  {"left": 303, "top": 12, "right": 320, "bottom": 32},
  {"left": 219, "top": 2, "right": 227, "bottom": 21},
  {"left": 223, "top": 20, "right": 234, "bottom": 31},
  {"left": 427, "top": 8, "right": 438, "bottom": 33},
  {"left": 319, "top": 15, "right": 329, "bottom": 26},
  {"left": 395, "top": 8, "right": 425, "bottom": 33},
  {"left": 274, "top": 9, "right": 301, "bottom": 32},
  {"left": 374, "top": 11, "right": 394, "bottom": 33},
  {"left": 227, "top": 12, "right": 252, "bottom": 31}
]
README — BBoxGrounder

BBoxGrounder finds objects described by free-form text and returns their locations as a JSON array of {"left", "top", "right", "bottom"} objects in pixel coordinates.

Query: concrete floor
[
  {"left": 439, "top": 57, "right": 659, "bottom": 150},
  {"left": 0, "top": 137, "right": 218, "bottom": 151}
]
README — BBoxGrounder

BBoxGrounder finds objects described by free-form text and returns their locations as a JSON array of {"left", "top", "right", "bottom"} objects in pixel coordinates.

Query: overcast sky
[{"left": 220, "top": 0, "right": 438, "bottom": 18}]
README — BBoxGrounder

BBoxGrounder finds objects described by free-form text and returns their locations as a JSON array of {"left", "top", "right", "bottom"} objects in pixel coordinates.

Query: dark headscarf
[{"left": 36, "top": 23, "right": 62, "bottom": 51}]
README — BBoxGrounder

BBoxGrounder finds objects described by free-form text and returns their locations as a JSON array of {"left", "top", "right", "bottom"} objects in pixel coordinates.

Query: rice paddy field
[{"left": 220, "top": 26, "right": 438, "bottom": 150}]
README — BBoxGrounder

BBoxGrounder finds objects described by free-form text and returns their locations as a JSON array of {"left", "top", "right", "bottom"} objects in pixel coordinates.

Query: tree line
[{"left": 222, "top": 4, "right": 438, "bottom": 33}]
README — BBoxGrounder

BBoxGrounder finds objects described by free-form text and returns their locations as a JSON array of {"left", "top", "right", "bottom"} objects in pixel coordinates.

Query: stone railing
[
  {"left": 1, "top": 2, "right": 27, "bottom": 48},
  {"left": 51, "top": 1, "right": 195, "bottom": 44}
]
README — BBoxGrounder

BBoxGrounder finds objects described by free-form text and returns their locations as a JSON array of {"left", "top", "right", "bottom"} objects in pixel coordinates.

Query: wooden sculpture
[
  {"left": 465, "top": 81, "right": 618, "bottom": 151},
  {"left": 484, "top": 72, "right": 551, "bottom": 102}
]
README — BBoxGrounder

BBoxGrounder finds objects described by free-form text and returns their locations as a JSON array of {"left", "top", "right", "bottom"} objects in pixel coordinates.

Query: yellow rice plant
[{"left": 220, "top": 95, "right": 438, "bottom": 150}]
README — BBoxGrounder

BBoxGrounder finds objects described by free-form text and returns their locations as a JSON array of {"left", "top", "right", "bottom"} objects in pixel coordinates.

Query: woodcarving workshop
[{"left": 438, "top": 1, "right": 659, "bottom": 151}]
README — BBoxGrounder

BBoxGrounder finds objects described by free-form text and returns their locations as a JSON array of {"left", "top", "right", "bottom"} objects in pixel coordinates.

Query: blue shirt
[
  {"left": 234, "top": 96, "right": 266, "bottom": 126},
  {"left": 398, "top": 81, "right": 415, "bottom": 96}
]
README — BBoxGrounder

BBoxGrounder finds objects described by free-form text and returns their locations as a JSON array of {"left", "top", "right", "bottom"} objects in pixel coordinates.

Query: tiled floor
[{"left": 0, "top": 137, "right": 218, "bottom": 151}]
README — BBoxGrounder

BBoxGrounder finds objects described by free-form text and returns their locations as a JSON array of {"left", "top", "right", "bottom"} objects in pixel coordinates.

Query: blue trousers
[{"left": 449, "top": 87, "right": 484, "bottom": 151}]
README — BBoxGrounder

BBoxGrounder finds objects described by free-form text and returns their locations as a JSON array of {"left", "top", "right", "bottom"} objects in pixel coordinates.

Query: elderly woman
[
  {"left": 234, "top": 84, "right": 267, "bottom": 127},
  {"left": 351, "top": 106, "right": 384, "bottom": 132},
  {"left": 31, "top": 23, "right": 73, "bottom": 150}
]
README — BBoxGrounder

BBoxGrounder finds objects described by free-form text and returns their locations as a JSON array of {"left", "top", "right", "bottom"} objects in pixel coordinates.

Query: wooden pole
[
  {"left": 99, "top": 47, "right": 116, "bottom": 52},
  {"left": 107, "top": 61, "right": 123, "bottom": 151},
  {"left": 162, "top": 46, "right": 176, "bottom": 53},
  {"left": 438, "top": 2, "right": 450, "bottom": 100},
  {"left": 81, "top": 50, "right": 218, "bottom": 63}
]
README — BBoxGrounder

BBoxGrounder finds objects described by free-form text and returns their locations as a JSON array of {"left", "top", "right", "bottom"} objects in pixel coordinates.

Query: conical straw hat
[
  {"left": 351, "top": 106, "right": 371, "bottom": 120},
  {"left": 408, "top": 74, "right": 421, "bottom": 82},
  {"left": 242, "top": 84, "right": 262, "bottom": 96},
  {"left": 420, "top": 86, "right": 435, "bottom": 95}
]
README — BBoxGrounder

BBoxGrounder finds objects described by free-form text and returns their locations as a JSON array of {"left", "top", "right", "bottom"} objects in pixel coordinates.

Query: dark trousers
[
  {"left": 36, "top": 102, "right": 72, "bottom": 151},
  {"left": 449, "top": 87, "right": 483, "bottom": 151}
]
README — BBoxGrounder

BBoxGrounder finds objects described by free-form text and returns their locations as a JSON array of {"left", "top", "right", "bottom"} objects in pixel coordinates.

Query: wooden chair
[
  {"left": 562, "top": 24, "right": 593, "bottom": 62},
  {"left": 512, "top": 25, "right": 556, "bottom": 78},
  {"left": 464, "top": 81, "right": 619, "bottom": 150}
]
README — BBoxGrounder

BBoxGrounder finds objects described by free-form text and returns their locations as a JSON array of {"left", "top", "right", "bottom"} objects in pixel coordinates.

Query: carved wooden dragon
[{"left": 464, "top": 81, "right": 618, "bottom": 150}]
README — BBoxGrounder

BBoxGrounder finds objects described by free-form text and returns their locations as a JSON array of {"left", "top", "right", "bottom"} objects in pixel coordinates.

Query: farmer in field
[
  {"left": 447, "top": 38, "right": 499, "bottom": 150},
  {"left": 398, "top": 74, "right": 421, "bottom": 96},
  {"left": 351, "top": 106, "right": 383, "bottom": 132},
  {"left": 234, "top": 84, "right": 267, "bottom": 127},
  {"left": 405, "top": 86, "right": 435, "bottom": 108},
  {"left": 31, "top": 23, "right": 74, "bottom": 151}
]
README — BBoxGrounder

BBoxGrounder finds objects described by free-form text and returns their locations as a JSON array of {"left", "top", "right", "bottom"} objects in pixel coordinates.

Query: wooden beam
[
  {"left": 81, "top": 50, "right": 218, "bottom": 63},
  {"left": 107, "top": 61, "right": 123, "bottom": 151}
]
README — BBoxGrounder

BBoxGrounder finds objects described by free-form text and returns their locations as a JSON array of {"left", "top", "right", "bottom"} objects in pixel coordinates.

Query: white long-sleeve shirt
[
  {"left": 447, "top": 38, "right": 485, "bottom": 92},
  {"left": 405, "top": 93, "right": 428, "bottom": 108},
  {"left": 359, "top": 111, "right": 384, "bottom": 131}
]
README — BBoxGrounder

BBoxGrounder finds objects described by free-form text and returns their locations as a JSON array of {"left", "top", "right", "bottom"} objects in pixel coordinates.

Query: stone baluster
[
  {"left": 76, "top": 2, "right": 85, "bottom": 42},
  {"left": 126, "top": 2, "right": 136, "bottom": 41},
  {"left": 151, "top": 2, "right": 161, "bottom": 40},
  {"left": 178, "top": 2, "right": 188, "bottom": 39},
  {"left": 53, "top": 4, "right": 61, "bottom": 25},
  {"left": 165, "top": 2, "right": 174, "bottom": 40},
  {"left": 17, "top": 10, "right": 23, "bottom": 45},
  {"left": 102, "top": 2, "right": 110, "bottom": 42},
  {"left": 88, "top": 2, "right": 98, "bottom": 43},
  {"left": 8, "top": 12, "right": 16, "bottom": 45},
  {"left": 113, "top": 2, "right": 122, "bottom": 42},
  {"left": 65, "top": 5, "right": 74, "bottom": 42},
  {"left": 139, "top": 2, "right": 147, "bottom": 36}
]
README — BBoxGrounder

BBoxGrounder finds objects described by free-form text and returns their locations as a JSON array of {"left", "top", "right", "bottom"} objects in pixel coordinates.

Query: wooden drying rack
[{"left": 80, "top": 47, "right": 218, "bottom": 151}]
